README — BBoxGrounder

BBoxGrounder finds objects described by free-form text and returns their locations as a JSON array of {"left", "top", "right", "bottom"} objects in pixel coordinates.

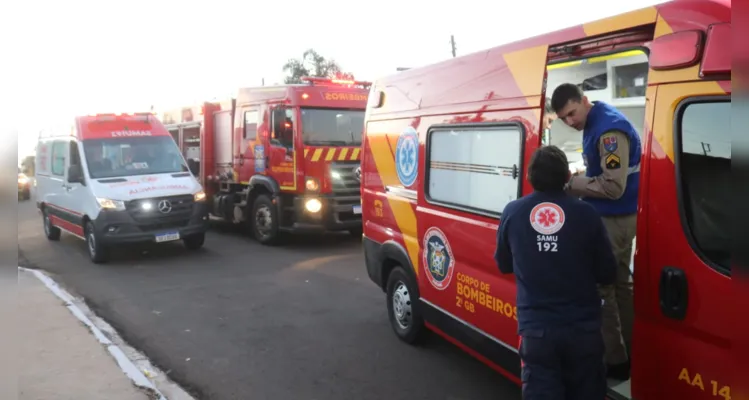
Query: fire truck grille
[
  {"left": 126, "top": 194, "right": 195, "bottom": 224},
  {"left": 330, "top": 162, "right": 361, "bottom": 196}
]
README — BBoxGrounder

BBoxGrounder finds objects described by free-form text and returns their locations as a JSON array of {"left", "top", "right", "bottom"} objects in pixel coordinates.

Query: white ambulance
[{"left": 35, "top": 113, "right": 209, "bottom": 263}]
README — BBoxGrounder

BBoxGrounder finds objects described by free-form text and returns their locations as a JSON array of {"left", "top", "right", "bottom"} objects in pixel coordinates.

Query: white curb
[{"left": 19, "top": 266, "right": 177, "bottom": 400}]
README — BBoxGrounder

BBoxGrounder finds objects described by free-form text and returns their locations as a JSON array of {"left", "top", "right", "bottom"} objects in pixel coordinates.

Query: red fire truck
[
  {"left": 162, "top": 77, "right": 370, "bottom": 244},
  {"left": 360, "top": 0, "right": 733, "bottom": 399}
]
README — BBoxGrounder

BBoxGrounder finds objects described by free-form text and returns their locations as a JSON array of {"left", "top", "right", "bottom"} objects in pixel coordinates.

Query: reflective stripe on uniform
[{"left": 628, "top": 163, "right": 640, "bottom": 175}]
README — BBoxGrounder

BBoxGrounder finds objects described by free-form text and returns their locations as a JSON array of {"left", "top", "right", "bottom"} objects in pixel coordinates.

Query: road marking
[{"left": 19, "top": 266, "right": 174, "bottom": 400}]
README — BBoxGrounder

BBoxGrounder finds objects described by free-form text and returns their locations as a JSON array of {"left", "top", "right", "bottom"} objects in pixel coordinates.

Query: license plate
[
  {"left": 352, "top": 205, "right": 362, "bottom": 215},
  {"left": 155, "top": 232, "right": 180, "bottom": 243}
]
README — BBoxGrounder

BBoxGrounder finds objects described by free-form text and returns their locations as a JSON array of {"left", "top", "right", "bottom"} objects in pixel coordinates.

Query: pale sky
[{"left": 4, "top": 0, "right": 663, "bottom": 159}]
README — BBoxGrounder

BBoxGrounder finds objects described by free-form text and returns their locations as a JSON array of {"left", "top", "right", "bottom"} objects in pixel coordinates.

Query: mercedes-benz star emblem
[
  {"left": 157, "top": 200, "right": 172, "bottom": 214},
  {"left": 354, "top": 166, "right": 362, "bottom": 182}
]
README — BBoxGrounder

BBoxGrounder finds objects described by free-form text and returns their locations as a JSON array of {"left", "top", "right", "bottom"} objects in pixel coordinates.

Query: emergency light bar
[
  {"left": 87, "top": 112, "right": 154, "bottom": 122},
  {"left": 301, "top": 76, "right": 372, "bottom": 89}
]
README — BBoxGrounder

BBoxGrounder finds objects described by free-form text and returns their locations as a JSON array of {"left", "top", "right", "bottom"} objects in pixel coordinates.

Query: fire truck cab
[
  {"left": 170, "top": 77, "right": 370, "bottom": 244},
  {"left": 361, "top": 1, "right": 732, "bottom": 399}
]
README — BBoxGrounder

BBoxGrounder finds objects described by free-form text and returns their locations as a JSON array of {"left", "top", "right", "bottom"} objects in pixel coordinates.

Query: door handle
[{"left": 659, "top": 266, "right": 688, "bottom": 320}]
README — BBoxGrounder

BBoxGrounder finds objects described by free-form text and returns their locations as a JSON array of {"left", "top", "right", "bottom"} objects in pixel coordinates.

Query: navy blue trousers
[{"left": 519, "top": 325, "right": 607, "bottom": 400}]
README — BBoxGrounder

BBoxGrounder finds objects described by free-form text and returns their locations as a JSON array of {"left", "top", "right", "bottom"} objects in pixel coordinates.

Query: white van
[{"left": 35, "top": 113, "right": 209, "bottom": 263}]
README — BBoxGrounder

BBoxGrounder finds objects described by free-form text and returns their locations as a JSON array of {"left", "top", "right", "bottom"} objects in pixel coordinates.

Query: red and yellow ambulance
[{"left": 361, "top": 0, "right": 733, "bottom": 398}]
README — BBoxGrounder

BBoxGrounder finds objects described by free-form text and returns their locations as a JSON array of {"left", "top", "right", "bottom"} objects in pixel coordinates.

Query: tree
[{"left": 282, "top": 49, "right": 354, "bottom": 84}]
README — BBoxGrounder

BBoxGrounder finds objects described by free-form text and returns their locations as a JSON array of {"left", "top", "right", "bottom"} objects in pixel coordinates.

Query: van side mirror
[{"left": 68, "top": 164, "right": 85, "bottom": 185}]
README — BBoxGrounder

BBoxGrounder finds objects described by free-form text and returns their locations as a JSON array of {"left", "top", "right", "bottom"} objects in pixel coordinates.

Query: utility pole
[
  {"left": 450, "top": 35, "right": 457, "bottom": 58},
  {"left": 262, "top": 78, "right": 265, "bottom": 86}
]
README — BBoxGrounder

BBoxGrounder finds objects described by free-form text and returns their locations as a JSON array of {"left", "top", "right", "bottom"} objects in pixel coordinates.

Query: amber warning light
[{"left": 301, "top": 76, "right": 372, "bottom": 89}]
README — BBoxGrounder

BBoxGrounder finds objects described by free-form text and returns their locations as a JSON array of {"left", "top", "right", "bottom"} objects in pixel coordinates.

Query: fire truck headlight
[
  {"left": 305, "top": 177, "right": 320, "bottom": 192},
  {"left": 305, "top": 198, "right": 322, "bottom": 213}
]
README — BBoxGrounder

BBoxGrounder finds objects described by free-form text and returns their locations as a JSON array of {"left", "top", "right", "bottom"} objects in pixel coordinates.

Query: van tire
[
  {"left": 251, "top": 194, "right": 280, "bottom": 245},
  {"left": 386, "top": 266, "right": 426, "bottom": 344},
  {"left": 43, "top": 209, "right": 61, "bottom": 241},
  {"left": 348, "top": 227, "right": 363, "bottom": 238},
  {"left": 85, "top": 221, "right": 108, "bottom": 264},
  {"left": 183, "top": 233, "right": 205, "bottom": 250}
]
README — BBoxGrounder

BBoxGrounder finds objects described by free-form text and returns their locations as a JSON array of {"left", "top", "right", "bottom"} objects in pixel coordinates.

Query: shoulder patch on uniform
[
  {"left": 605, "top": 153, "right": 621, "bottom": 170},
  {"left": 602, "top": 134, "right": 618, "bottom": 153}
]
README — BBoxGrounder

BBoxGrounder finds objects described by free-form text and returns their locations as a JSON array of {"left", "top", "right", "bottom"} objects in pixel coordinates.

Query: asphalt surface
[{"left": 17, "top": 194, "right": 521, "bottom": 400}]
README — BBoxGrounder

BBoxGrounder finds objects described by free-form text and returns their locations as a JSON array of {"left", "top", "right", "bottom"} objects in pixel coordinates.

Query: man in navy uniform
[
  {"left": 495, "top": 145, "right": 616, "bottom": 399},
  {"left": 550, "top": 83, "right": 641, "bottom": 380}
]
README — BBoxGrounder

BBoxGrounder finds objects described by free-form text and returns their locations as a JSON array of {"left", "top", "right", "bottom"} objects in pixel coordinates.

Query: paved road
[{"left": 17, "top": 197, "right": 521, "bottom": 400}]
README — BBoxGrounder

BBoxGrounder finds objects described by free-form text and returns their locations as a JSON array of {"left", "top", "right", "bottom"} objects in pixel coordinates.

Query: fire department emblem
[
  {"left": 529, "top": 202, "right": 566, "bottom": 235},
  {"left": 422, "top": 227, "right": 455, "bottom": 290},
  {"left": 354, "top": 166, "right": 362, "bottom": 182}
]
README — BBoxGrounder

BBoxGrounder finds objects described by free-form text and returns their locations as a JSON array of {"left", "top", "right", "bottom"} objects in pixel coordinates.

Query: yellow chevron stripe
[
  {"left": 350, "top": 148, "right": 361, "bottom": 160},
  {"left": 325, "top": 148, "right": 336, "bottom": 161},
  {"left": 304, "top": 148, "right": 309, "bottom": 158},
  {"left": 338, "top": 148, "right": 349, "bottom": 161},
  {"left": 311, "top": 148, "right": 323, "bottom": 162},
  {"left": 583, "top": 6, "right": 657, "bottom": 37},
  {"left": 503, "top": 44, "right": 548, "bottom": 108},
  {"left": 367, "top": 132, "right": 419, "bottom": 275}
]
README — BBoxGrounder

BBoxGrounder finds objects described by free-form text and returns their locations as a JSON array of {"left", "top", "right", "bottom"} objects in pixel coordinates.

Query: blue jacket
[
  {"left": 582, "top": 101, "right": 642, "bottom": 216},
  {"left": 495, "top": 191, "right": 617, "bottom": 333}
]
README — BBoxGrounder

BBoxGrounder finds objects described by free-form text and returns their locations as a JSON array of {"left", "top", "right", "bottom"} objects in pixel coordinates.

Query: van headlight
[
  {"left": 96, "top": 197, "right": 125, "bottom": 211},
  {"left": 304, "top": 198, "right": 322, "bottom": 213},
  {"left": 194, "top": 190, "right": 207, "bottom": 202}
]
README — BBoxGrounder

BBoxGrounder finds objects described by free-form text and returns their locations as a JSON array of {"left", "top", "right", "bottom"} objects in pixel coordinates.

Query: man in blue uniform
[
  {"left": 495, "top": 145, "right": 617, "bottom": 399},
  {"left": 550, "top": 83, "right": 642, "bottom": 380}
]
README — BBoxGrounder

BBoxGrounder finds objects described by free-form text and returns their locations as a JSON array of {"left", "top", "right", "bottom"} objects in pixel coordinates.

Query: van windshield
[
  {"left": 300, "top": 108, "right": 364, "bottom": 146},
  {"left": 82, "top": 136, "right": 188, "bottom": 179}
]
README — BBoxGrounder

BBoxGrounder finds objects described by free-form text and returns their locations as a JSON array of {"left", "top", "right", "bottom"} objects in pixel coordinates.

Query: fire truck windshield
[
  {"left": 83, "top": 136, "right": 189, "bottom": 179},
  {"left": 300, "top": 108, "right": 364, "bottom": 146}
]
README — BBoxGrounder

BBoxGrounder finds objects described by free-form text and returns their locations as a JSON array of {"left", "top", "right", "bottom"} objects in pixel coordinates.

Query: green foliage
[{"left": 282, "top": 49, "right": 354, "bottom": 84}]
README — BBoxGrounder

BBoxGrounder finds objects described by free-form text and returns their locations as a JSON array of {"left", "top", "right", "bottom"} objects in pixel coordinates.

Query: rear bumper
[
  {"left": 93, "top": 202, "right": 209, "bottom": 245},
  {"left": 282, "top": 194, "right": 361, "bottom": 233}
]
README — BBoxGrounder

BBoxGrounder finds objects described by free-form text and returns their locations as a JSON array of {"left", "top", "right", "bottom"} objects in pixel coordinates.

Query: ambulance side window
[
  {"left": 51, "top": 141, "right": 67, "bottom": 176},
  {"left": 425, "top": 124, "right": 523, "bottom": 217},
  {"left": 676, "top": 98, "right": 731, "bottom": 274},
  {"left": 244, "top": 110, "right": 259, "bottom": 139}
]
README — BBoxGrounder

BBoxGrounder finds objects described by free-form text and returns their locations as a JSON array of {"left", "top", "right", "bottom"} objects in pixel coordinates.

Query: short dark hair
[
  {"left": 550, "top": 83, "right": 584, "bottom": 113},
  {"left": 527, "top": 146, "right": 569, "bottom": 192}
]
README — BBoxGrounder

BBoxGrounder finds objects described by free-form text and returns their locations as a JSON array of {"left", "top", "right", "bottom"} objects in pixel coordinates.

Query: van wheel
[
  {"left": 183, "top": 233, "right": 205, "bottom": 250},
  {"left": 85, "top": 221, "right": 108, "bottom": 264},
  {"left": 348, "top": 227, "right": 363, "bottom": 238},
  {"left": 42, "top": 210, "right": 61, "bottom": 241},
  {"left": 386, "top": 266, "right": 426, "bottom": 344},
  {"left": 251, "top": 194, "right": 280, "bottom": 245}
]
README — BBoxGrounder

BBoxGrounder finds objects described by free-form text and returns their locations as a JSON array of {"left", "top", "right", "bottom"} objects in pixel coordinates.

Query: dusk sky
[{"left": 6, "top": 0, "right": 664, "bottom": 159}]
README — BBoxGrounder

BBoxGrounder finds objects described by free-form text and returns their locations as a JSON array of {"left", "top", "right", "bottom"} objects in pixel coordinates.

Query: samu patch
[
  {"left": 603, "top": 135, "right": 618, "bottom": 152},
  {"left": 605, "top": 153, "right": 621, "bottom": 170}
]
